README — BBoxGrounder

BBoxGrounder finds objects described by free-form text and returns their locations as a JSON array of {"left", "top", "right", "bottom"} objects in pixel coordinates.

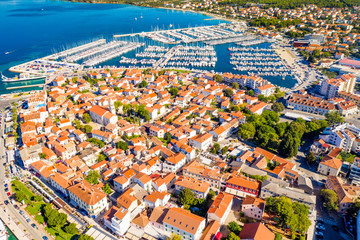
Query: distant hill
[{"left": 218, "top": 0, "right": 359, "bottom": 9}]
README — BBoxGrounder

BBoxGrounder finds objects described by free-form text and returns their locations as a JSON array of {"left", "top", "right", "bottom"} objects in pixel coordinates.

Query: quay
[
  {"left": 6, "top": 84, "right": 44, "bottom": 90},
  {"left": 0, "top": 212, "right": 29, "bottom": 240}
]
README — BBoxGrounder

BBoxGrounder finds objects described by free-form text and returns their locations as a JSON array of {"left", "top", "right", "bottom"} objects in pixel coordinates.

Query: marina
[{"left": 5, "top": 21, "right": 299, "bottom": 90}]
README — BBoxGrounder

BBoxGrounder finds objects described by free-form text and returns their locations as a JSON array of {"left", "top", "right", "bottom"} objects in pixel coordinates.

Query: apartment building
[
  {"left": 174, "top": 176, "right": 210, "bottom": 199},
  {"left": 67, "top": 181, "right": 109, "bottom": 217},
  {"left": 320, "top": 74, "right": 356, "bottom": 99},
  {"left": 286, "top": 93, "right": 335, "bottom": 115},
  {"left": 163, "top": 208, "right": 206, "bottom": 240},
  {"left": 349, "top": 157, "right": 360, "bottom": 186}
]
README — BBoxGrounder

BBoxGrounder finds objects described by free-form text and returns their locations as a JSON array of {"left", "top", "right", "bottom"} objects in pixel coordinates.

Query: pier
[{"left": 6, "top": 84, "right": 44, "bottom": 90}]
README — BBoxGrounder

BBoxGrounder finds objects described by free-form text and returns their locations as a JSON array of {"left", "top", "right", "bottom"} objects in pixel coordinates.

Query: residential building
[
  {"left": 67, "top": 180, "right": 109, "bottom": 217},
  {"left": 174, "top": 176, "right": 210, "bottom": 199},
  {"left": 239, "top": 222, "right": 275, "bottom": 240},
  {"left": 260, "top": 180, "right": 316, "bottom": 210},
  {"left": 325, "top": 176, "right": 360, "bottom": 213},
  {"left": 241, "top": 196, "right": 265, "bottom": 220},
  {"left": 103, "top": 206, "right": 131, "bottom": 236},
  {"left": 225, "top": 173, "right": 260, "bottom": 198},
  {"left": 207, "top": 192, "right": 233, "bottom": 224},
  {"left": 349, "top": 157, "right": 360, "bottom": 186},
  {"left": 163, "top": 208, "right": 206, "bottom": 240},
  {"left": 189, "top": 133, "right": 213, "bottom": 151},
  {"left": 320, "top": 74, "right": 356, "bottom": 99}
]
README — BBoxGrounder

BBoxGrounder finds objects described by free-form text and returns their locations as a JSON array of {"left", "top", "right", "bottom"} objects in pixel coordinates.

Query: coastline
[{"left": 63, "top": 0, "right": 240, "bottom": 24}]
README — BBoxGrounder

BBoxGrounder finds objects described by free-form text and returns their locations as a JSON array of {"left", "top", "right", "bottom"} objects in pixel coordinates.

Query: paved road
[{"left": 0, "top": 104, "right": 46, "bottom": 240}]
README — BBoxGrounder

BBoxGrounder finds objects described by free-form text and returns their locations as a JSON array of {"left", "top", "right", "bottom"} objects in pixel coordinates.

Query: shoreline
[{"left": 64, "top": 0, "right": 240, "bottom": 24}]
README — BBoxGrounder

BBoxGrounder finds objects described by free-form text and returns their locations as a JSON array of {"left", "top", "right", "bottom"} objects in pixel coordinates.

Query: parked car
[
  {"left": 31, "top": 223, "right": 37, "bottom": 229},
  {"left": 4, "top": 200, "right": 8, "bottom": 205},
  {"left": 7, "top": 192, "right": 10, "bottom": 196},
  {"left": 42, "top": 236, "right": 49, "bottom": 240}
]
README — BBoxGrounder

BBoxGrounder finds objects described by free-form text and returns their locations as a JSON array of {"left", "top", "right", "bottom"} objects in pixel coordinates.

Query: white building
[
  {"left": 207, "top": 192, "right": 233, "bottom": 224},
  {"left": 241, "top": 196, "right": 265, "bottom": 220},
  {"left": 89, "top": 105, "right": 117, "bottom": 126},
  {"left": 320, "top": 74, "right": 356, "bottom": 99},
  {"left": 189, "top": 133, "right": 213, "bottom": 151},
  {"left": 103, "top": 206, "right": 131, "bottom": 236},
  {"left": 163, "top": 208, "right": 206, "bottom": 240},
  {"left": 162, "top": 153, "right": 187, "bottom": 173},
  {"left": 349, "top": 157, "right": 360, "bottom": 186},
  {"left": 67, "top": 181, "right": 109, "bottom": 218}
]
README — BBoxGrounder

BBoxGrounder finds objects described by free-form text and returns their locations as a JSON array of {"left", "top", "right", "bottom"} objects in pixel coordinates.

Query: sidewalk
[{"left": 0, "top": 206, "right": 31, "bottom": 240}]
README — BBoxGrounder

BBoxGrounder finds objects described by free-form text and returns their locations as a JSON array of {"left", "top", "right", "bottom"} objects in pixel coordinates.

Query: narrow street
[{"left": 0, "top": 103, "right": 46, "bottom": 240}]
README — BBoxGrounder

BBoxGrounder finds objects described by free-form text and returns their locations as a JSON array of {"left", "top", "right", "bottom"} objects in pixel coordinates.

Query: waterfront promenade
[{"left": 0, "top": 208, "right": 30, "bottom": 240}]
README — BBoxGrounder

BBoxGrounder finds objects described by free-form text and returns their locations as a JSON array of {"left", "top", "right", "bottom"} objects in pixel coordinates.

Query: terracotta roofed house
[
  {"left": 163, "top": 207, "right": 206, "bottom": 240},
  {"left": 239, "top": 222, "right": 275, "bottom": 240}
]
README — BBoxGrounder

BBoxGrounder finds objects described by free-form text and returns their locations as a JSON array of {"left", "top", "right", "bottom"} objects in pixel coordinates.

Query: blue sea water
[{"left": 0, "top": 0, "right": 297, "bottom": 94}]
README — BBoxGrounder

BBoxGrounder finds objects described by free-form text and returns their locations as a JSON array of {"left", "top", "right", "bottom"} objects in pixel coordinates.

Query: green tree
[
  {"left": 226, "top": 232, "right": 240, "bottom": 240},
  {"left": 179, "top": 188, "right": 194, "bottom": 206},
  {"left": 31, "top": 195, "right": 43, "bottom": 202},
  {"left": 306, "top": 152, "right": 316, "bottom": 164},
  {"left": 271, "top": 103, "right": 285, "bottom": 113},
  {"left": 238, "top": 123, "right": 256, "bottom": 140},
  {"left": 223, "top": 89, "right": 234, "bottom": 97},
  {"left": 139, "top": 80, "right": 149, "bottom": 88},
  {"left": 63, "top": 223, "right": 79, "bottom": 235},
  {"left": 227, "top": 221, "right": 242, "bottom": 235},
  {"left": 164, "top": 132, "right": 172, "bottom": 143},
  {"left": 213, "top": 143, "right": 220, "bottom": 153},
  {"left": 15, "top": 191, "right": 25, "bottom": 202},
  {"left": 275, "top": 122, "right": 288, "bottom": 137},
  {"left": 167, "top": 233, "right": 182, "bottom": 240},
  {"left": 262, "top": 110, "right": 279, "bottom": 125},
  {"left": 248, "top": 90, "right": 254, "bottom": 96},
  {"left": 214, "top": 74, "right": 223, "bottom": 82},
  {"left": 320, "top": 189, "right": 338, "bottom": 211},
  {"left": 83, "top": 113, "right": 91, "bottom": 123},
  {"left": 169, "top": 87, "right": 179, "bottom": 96},
  {"left": 275, "top": 233, "right": 283, "bottom": 240},
  {"left": 279, "top": 133, "right": 300, "bottom": 158},
  {"left": 231, "top": 82, "right": 239, "bottom": 89},
  {"left": 79, "top": 235, "right": 95, "bottom": 240},
  {"left": 102, "top": 184, "right": 112, "bottom": 194},
  {"left": 221, "top": 146, "right": 229, "bottom": 155},
  {"left": 39, "top": 153, "right": 47, "bottom": 159},
  {"left": 325, "top": 111, "right": 344, "bottom": 125},
  {"left": 57, "top": 213, "right": 68, "bottom": 227},
  {"left": 117, "top": 141, "right": 129, "bottom": 151},
  {"left": 97, "top": 153, "right": 107, "bottom": 162},
  {"left": 84, "top": 125, "right": 92, "bottom": 133},
  {"left": 47, "top": 210, "right": 60, "bottom": 227},
  {"left": 86, "top": 170, "right": 100, "bottom": 185},
  {"left": 207, "top": 190, "right": 216, "bottom": 199}
]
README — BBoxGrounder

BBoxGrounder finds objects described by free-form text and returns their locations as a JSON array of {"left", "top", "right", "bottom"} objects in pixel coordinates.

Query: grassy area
[
  {"left": 26, "top": 201, "right": 46, "bottom": 215},
  {"left": 11, "top": 180, "right": 35, "bottom": 204},
  {"left": 45, "top": 226, "right": 75, "bottom": 240},
  {"left": 35, "top": 215, "right": 45, "bottom": 225}
]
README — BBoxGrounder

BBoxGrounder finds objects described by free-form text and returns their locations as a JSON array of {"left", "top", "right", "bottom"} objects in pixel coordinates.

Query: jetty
[{"left": 7, "top": 84, "right": 44, "bottom": 90}]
